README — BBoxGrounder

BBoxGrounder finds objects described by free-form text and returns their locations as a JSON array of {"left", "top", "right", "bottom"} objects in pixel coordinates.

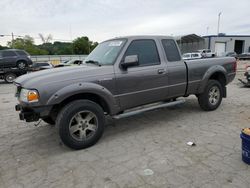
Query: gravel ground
[{"left": 0, "top": 68, "right": 249, "bottom": 188}]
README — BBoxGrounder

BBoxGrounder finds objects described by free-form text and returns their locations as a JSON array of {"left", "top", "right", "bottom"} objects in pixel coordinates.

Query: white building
[{"left": 203, "top": 34, "right": 250, "bottom": 56}]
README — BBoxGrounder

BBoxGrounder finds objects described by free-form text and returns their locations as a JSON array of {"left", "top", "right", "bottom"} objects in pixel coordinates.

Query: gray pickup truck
[{"left": 14, "top": 36, "right": 236, "bottom": 149}]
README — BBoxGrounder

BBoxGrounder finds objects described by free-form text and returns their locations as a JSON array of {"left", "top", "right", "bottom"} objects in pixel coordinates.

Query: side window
[
  {"left": 124, "top": 39, "right": 160, "bottom": 66},
  {"left": 16, "top": 50, "right": 27, "bottom": 56},
  {"left": 2, "top": 51, "right": 16, "bottom": 57},
  {"left": 161, "top": 39, "right": 181, "bottom": 62}
]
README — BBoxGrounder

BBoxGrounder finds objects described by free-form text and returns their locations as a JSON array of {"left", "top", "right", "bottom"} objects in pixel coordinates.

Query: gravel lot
[{"left": 0, "top": 66, "right": 250, "bottom": 188}]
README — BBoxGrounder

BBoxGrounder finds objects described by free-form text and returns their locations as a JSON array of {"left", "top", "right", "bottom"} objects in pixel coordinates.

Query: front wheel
[
  {"left": 198, "top": 80, "right": 223, "bottom": 111},
  {"left": 57, "top": 100, "right": 105, "bottom": 150}
]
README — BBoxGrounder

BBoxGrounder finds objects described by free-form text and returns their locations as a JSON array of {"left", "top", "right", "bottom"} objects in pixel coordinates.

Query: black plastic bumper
[{"left": 15, "top": 104, "right": 51, "bottom": 122}]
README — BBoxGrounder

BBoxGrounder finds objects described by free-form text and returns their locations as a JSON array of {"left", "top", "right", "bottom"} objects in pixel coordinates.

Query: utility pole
[
  {"left": 217, "top": 12, "right": 222, "bottom": 35},
  {"left": 11, "top": 32, "right": 14, "bottom": 47},
  {"left": 206, "top": 26, "right": 209, "bottom": 35}
]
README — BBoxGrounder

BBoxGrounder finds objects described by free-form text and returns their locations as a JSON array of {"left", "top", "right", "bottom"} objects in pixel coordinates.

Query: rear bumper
[{"left": 15, "top": 104, "right": 52, "bottom": 122}]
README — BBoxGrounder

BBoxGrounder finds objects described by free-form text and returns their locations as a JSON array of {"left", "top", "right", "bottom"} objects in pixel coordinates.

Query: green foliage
[
  {"left": 72, "top": 36, "right": 99, "bottom": 54},
  {"left": 39, "top": 42, "right": 73, "bottom": 55},
  {"left": 52, "top": 42, "right": 73, "bottom": 55},
  {"left": 8, "top": 35, "right": 49, "bottom": 55},
  {"left": 72, "top": 37, "right": 90, "bottom": 54},
  {"left": 4, "top": 35, "right": 98, "bottom": 55}
]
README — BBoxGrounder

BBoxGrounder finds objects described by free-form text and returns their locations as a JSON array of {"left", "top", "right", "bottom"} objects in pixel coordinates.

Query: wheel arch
[
  {"left": 46, "top": 83, "right": 120, "bottom": 118},
  {"left": 198, "top": 66, "right": 227, "bottom": 94},
  {"left": 54, "top": 92, "right": 111, "bottom": 114},
  {"left": 16, "top": 59, "right": 28, "bottom": 64}
]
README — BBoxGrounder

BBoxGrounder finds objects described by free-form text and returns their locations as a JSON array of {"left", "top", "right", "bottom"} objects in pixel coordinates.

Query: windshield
[
  {"left": 183, "top": 54, "right": 190, "bottom": 58},
  {"left": 85, "top": 39, "right": 126, "bottom": 65},
  {"left": 65, "top": 60, "right": 74, "bottom": 64}
]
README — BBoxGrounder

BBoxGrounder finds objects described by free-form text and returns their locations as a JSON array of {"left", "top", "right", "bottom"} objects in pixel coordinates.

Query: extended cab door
[
  {"left": 161, "top": 39, "right": 187, "bottom": 98},
  {"left": 114, "top": 39, "right": 168, "bottom": 110}
]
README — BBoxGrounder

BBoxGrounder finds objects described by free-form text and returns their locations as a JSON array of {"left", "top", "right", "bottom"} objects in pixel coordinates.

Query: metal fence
[{"left": 30, "top": 55, "right": 88, "bottom": 64}]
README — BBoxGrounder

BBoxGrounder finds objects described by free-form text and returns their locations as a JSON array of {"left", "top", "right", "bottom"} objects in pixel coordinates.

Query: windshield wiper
[{"left": 85, "top": 60, "right": 101, "bottom": 66}]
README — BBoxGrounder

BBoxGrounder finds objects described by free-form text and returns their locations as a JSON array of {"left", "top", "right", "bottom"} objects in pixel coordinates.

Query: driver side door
[{"left": 114, "top": 39, "right": 168, "bottom": 110}]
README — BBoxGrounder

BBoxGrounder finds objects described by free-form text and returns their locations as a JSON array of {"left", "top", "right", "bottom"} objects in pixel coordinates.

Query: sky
[{"left": 0, "top": 0, "right": 250, "bottom": 45}]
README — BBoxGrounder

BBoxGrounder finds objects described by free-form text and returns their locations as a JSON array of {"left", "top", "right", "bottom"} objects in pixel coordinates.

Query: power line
[{"left": 0, "top": 33, "right": 73, "bottom": 42}]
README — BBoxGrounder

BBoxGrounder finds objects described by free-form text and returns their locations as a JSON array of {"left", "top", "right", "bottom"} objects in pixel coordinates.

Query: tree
[
  {"left": 38, "top": 33, "right": 53, "bottom": 44},
  {"left": 72, "top": 36, "right": 99, "bottom": 54},
  {"left": 52, "top": 42, "right": 73, "bottom": 55},
  {"left": 72, "top": 37, "right": 90, "bottom": 54},
  {"left": 8, "top": 35, "right": 48, "bottom": 55},
  {"left": 38, "top": 34, "right": 53, "bottom": 54},
  {"left": 90, "top": 42, "right": 98, "bottom": 51},
  {"left": 5, "top": 34, "right": 98, "bottom": 55}
]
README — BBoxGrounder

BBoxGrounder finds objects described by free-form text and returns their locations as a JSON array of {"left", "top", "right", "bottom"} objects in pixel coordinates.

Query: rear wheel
[
  {"left": 4, "top": 73, "right": 17, "bottom": 83},
  {"left": 17, "top": 61, "right": 28, "bottom": 69},
  {"left": 57, "top": 100, "right": 105, "bottom": 150},
  {"left": 198, "top": 80, "right": 223, "bottom": 111}
]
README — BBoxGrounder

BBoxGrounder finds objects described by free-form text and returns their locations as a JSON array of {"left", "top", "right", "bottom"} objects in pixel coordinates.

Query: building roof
[
  {"left": 175, "top": 34, "right": 204, "bottom": 43},
  {"left": 203, "top": 35, "right": 250, "bottom": 38}
]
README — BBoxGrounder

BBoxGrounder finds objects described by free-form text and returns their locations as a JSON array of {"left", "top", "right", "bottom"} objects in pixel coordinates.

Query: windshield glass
[
  {"left": 65, "top": 60, "right": 74, "bottom": 64},
  {"left": 183, "top": 54, "right": 190, "bottom": 58},
  {"left": 85, "top": 39, "right": 126, "bottom": 65}
]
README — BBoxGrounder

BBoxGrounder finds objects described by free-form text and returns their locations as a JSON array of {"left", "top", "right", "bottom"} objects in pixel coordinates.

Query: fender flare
[
  {"left": 198, "top": 65, "right": 227, "bottom": 93},
  {"left": 46, "top": 82, "right": 120, "bottom": 115}
]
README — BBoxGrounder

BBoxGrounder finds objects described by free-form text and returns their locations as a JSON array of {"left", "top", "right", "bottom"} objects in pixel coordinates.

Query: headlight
[{"left": 19, "top": 88, "right": 39, "bottom": 103}]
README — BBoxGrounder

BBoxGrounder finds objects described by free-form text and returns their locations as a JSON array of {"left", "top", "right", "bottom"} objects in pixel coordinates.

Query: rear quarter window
[{"left": 161, "top": 39, "right": 181, "bottom": 62}]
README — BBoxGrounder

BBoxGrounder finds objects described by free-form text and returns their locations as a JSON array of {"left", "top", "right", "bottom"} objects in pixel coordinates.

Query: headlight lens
[{"left": 19, "top": 89, "right": 39, "bottom": 103}]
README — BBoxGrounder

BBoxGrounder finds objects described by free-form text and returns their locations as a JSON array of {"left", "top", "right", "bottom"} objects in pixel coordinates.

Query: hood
[{"left": 15, "top": 65, "right": 111, "bottom": 88}]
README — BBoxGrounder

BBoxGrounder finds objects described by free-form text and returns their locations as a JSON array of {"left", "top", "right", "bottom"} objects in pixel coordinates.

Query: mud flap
[{"left": 222, "top": 86, "right": 227, "bottom": 98}]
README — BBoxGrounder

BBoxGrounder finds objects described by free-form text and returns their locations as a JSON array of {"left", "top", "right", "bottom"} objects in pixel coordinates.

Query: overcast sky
[{"left": 0, "top": 0, "right": 250, "bottom": 45}]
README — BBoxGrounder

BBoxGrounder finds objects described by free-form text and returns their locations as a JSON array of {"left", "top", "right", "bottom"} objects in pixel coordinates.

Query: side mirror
[{"left": 121, "top": 55, "right": 139, "bottom": 69}]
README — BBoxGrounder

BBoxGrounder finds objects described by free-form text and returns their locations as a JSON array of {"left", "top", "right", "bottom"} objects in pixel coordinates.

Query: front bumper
[{"left": 15, "top": 104, "right": 52, "bottom": 122}]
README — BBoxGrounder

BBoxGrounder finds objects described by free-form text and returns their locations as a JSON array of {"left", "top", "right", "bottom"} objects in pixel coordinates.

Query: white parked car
[
  {"left": 197, "top": 49, "right": 216, "bottom": 58},
  {"left": 182, "top": 53, "right": 202, "bottom": 60}
]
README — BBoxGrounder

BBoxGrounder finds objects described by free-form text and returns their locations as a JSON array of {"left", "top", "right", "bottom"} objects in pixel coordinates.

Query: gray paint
[{"left": 15, "top": 35, "right": 236, "bottom": 118}]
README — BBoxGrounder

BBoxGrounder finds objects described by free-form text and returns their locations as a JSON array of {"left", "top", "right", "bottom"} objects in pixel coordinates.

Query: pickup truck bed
[{"left": 185, "top": 57, "right": 236, "bottom": 95}]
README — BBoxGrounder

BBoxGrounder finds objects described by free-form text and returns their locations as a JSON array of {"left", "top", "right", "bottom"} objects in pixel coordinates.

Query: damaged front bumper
[{"left": 15, "top": 104, "right": 52, "bottom": 122}]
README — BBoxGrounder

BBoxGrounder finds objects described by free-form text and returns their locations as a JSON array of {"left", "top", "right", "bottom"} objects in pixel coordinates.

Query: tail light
[{"left": 233, "top": 61, "right": 237, "bottom": 72}]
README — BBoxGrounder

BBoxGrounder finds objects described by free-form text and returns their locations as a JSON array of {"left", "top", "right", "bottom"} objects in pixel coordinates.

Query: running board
[{"left": 113, "top": 99, "right": 185, "bottom": 120}]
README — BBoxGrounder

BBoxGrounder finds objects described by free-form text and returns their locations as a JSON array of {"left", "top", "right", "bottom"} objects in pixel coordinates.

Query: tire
[
  {"left": 198, "top": 80, "right": 223, "bottom": 111},
  {"left": 17, "top": 61, "right": 28, "bottom": 69},
  {"left": 42, "top": 117, "right": 55, "bottom": 125},
  {"left": 4, "top": 73, "right": 17, "bottom": 83},
  {"left": 57, "top": 100, "right": 105, "bottom": 150}
]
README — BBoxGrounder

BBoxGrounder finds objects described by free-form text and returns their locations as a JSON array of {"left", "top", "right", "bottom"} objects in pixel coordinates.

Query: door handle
[{"left": 158, "top": 69, "right": 166, "bottom": 74}]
